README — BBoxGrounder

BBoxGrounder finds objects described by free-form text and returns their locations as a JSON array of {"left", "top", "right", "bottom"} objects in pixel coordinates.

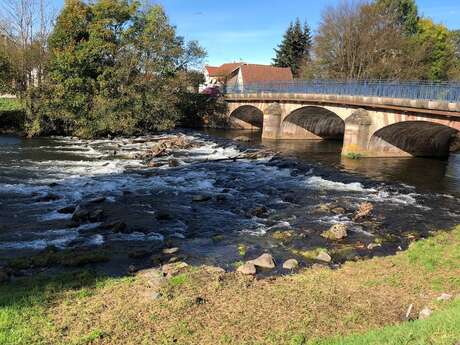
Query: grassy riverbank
[
  {"left": 1, "top": 225, "right": 459, "bottom": 345},
  {"left": 0, "top": 98, "right": 24, "bottom": 132}
]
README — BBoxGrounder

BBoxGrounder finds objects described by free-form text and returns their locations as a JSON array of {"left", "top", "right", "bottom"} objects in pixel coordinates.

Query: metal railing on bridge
[{"left": 224, "top": 80, "right": 460, "bottom": 103}]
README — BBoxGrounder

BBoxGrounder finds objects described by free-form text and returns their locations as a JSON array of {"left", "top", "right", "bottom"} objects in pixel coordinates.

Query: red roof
[
  {"left": 205, "top": 63, "right": 243, "bottom": 77},
  {"left": 240, "top": 64, "right": 293, "bottom": 83},
  {"left": 205, "top": 63, "right": 293, "bottom": 83}
]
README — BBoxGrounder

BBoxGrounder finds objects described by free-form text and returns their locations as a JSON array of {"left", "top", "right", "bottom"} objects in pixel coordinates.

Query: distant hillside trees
[
  {"left": 273, "top": 18, "right": 312, "bottom": 78},
  {"left": 27, "top": 0, "right": 205, "bottom": 137}
]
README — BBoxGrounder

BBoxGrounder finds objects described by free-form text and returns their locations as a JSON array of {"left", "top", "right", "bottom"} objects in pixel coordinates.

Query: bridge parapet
[{"left": 225, "top": 92, "right": 460, "bottom": 115}]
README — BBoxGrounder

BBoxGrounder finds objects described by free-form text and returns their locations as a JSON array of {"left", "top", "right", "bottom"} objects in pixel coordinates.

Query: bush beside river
[{"left": 0, "top": 98, "right": 25, "bottom": 133}]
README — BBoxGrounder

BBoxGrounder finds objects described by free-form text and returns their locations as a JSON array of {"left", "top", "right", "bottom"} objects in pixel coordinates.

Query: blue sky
[{"left": 51, "top": 0, "right": 460, "bottom": 66}]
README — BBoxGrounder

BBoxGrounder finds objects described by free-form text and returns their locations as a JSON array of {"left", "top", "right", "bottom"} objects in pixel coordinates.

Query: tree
[
  {"left": 314, "top": 1, "right": 424, "bottom": 80},
  {"left": 273, "top": 18, "right": 312, "bottom": 78},
  {"left": 415, "top": 19, "right": 457, "bottom": 81},
  {"left": 375, "top": 0, "right": 419, "bottom": 35},
  {"left": 28, "top": 0, "right": 206, "bottom": 137}
]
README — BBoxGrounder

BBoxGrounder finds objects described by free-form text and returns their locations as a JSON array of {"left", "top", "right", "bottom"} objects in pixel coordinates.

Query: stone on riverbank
[
  {"left": 282, "top": 259, "right": 299, "bottom": 270},
  {"left": 248, "top": 253, "right": 275, "bottom": 269},
  {"left": 237, "top": 262, "right": 256, "bottom": 275},
  {"left": 161, "top": 262, "right": 188, "bottom": 277},
  {"left": 321, "top": 224, "right": 348, "bottom": 240},
  {"left": 316, "top": 251, "right": 332, "bottom": 263},
  {"left": 418, "top": 307, "right": 432, "bottom": 320}
]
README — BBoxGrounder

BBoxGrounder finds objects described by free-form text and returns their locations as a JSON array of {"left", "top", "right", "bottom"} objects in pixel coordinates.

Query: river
[{"left": 1, "top": 130, "right": 459, "bottom": 274}]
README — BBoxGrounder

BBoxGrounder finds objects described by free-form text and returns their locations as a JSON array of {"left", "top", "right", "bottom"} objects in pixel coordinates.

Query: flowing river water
[{"left": 1, "top": 130, "right": 460, "bottom": 274}]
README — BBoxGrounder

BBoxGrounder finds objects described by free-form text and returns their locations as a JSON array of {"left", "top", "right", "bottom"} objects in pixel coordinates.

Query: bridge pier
[
  {"left": 262, "top": 102, "right": 283, "bottom": 139},
  {"left": 342, "top": 109, "right": 372, "bottom": 158}
]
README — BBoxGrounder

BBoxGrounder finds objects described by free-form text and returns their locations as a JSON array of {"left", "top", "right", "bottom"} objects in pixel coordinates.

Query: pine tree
[{"left": 273, "top": 18, "right": 312, "bottom": 78}]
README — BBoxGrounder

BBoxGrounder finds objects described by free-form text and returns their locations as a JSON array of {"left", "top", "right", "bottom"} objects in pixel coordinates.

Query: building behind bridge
[{"left": 200, "top": 63, "right": 292, "bottom": 94}]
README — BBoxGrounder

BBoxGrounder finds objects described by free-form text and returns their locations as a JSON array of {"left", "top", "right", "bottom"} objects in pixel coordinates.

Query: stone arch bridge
[{"left": 225, "top": 91, "right": 460, "bottom": 158}]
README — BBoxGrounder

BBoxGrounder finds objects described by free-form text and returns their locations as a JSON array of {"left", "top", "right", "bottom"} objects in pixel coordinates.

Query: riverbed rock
[
  {"left": 237, "top": 262, "right": 256, "bottom": 275},
  {"left": 282, "top": 259, "right": 299, "bottom": 270},
  {"left": 234, "top": 136, "right": 251, "bottom": 142},
  {"left": 418, "top": 307, "right": 432, "bottom": 320},
  {"left": 331, "top": 207, "right": 346, "bottom": 215},
  {"left": 162, "top": 247, "right": 179, "bottom": 255},
  {"left": 192, "top": 194, "right": 212, "bottom": 202},
  {"left": 71, "top": 206, "right": 90, "bottom": 222},
  {"left": 58, "top": 205, "right": 76, "bottom": 214},
  {"left": 102, "top": 220, "right": 128, "bottom": 233},
  {"left": 87, "top": 196, "right": 106, "bottom": 204},
  {"left": 35, "top": 193, "right": 61, "bottom": 203},
  {"left": 168, "top": 158, "right": 180, "bottom": 167},
  {"left": 321, "top": 224, "right": 348, "bottom": 240},
  {"left": 248, "top": 253, "right": 275, "bottom": 269},
  {"left": 316, "top": 251, "right": 332, "bottom": 263},
  {"left": 249, "top": 206, "right": 269, "bottom": 218},
  {"left": 89, "top": 209, "right": 104, "bottom": 222},
  {"left": 353, "top": 202, "right": 373, "bottom": 221}
]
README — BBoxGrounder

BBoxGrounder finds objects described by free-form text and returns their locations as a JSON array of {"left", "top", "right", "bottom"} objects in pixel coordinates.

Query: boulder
[
  {"left": 331, "top": 207, "right": 346, "bottom": 215},
  {"left": 162, "top": 247, "right": 179, "bottom": 255},
  {"left": 234, "top": 136, "right": 251, "bottom": 142},
  {"left": 58, "top": 205, "right": 76, "bottom": 214},
  {"left": 168, "top": 158, "right": 180, "bottom": 167},
  {"left": 102, "top": 220, "right": 128, "bottom": 233},
  {"left": 89, "top": 209, "right": 104, "bottom": 222},
  {"left": 86, "top": 196, "right": 106, "bottom": 204},
  {"left": 35, "top": 193, "right": 61, "bottom": 203},
  {"left": 248, "top": 253, "right": 275, "bottom": 269},
  {"left": 418, "top": 307, "right": 432, "bottom": 320},
  {"left": 316, "top": 251, "right": 332, "bottom": 263},
  {"left": 353, "top": 202, "right": 373, "bottom": 221},
  {"left": 192, "top": 194, "right": 212, "bottom": 202},
  {"left": 249, "top": 206, "right": 269, "bottom": 218},
  {"left": 71, "top": 206, "right": 90, "bottom": 222},
  {"left": 282, "top": 259, "right": 299, "bottom": 270},
  {"left": 237, "top": 262, "right": 256, "bottom": 275},
  {"left": 321, "top": 224, "right": 348, "bottom": 240}
]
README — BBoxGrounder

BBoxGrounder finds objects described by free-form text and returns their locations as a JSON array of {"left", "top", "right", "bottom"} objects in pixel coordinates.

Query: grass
[
  {"left": 0, "top": 226, "right": 459, "bottom": 345},
  {"left": 0, "top": 98, "right": 22, "bottom": 112},
  {"left": 0, "top": 97, "right": 25, "bottom": 131}
]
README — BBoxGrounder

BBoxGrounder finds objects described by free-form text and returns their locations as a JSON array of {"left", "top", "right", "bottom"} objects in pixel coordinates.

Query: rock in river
[
  {"left": 353, "top": 202, "right": 373, "bottom": 221},
  {"left": 237, "top": 262, "right": 256, "bottom": 275},
  {"left": 248, "top": 253, "right": 275, "bottom": 269},
  {"left": 282, "top": 259, "right": 299, "bottom": 270},
  {"left": 234, "top": 136, "right": 251, "bottom": 142},
  {"left": 321, "top": 224, "right": 348, "bottom": 240},
  {"left": 192, "top": 194, "right": 212, "bottom": 202}
]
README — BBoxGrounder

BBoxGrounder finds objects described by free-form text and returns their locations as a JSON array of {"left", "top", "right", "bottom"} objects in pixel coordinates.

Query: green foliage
[
  {"left": 273, "top": 18, "right": 312, "bottom": 78},
  {"left": 346, "top": 152, "right": 363, "bottom": 160},
  {"left": 28, "top": 0, "right": 205, "bottom": 138},
  {"left": 415, "top": 19, "right": 457, "bottom": 81},
  {"left": 375, "top": 0, "right": 419, "bottom": 35}
]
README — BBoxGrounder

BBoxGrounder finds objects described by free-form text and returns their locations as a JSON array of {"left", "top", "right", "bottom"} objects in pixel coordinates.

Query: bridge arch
[
  {"left": 368, "top": 121, "right": 459, "bottom": 158},
  {"left": 228, "top": 105, "right": 264, "bottom": 130},
  {"left": 280, "top": 106, "right": 345, "bottom": 140}
]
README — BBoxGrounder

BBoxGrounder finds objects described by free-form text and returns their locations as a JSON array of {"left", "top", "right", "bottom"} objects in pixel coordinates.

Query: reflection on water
[{"left": 203, "top": 128, "right": 460, "bottom": 196}]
